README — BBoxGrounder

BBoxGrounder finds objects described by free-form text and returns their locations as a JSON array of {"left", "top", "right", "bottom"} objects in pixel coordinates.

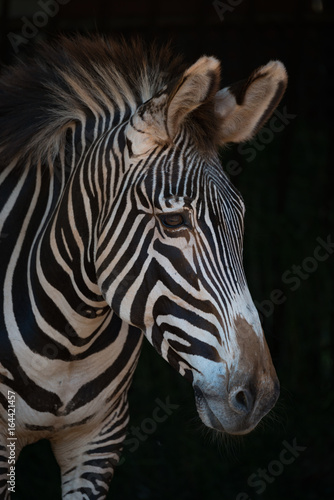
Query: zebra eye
[{"left": 160, "top": 213, "right": 185, "bottom": 228}]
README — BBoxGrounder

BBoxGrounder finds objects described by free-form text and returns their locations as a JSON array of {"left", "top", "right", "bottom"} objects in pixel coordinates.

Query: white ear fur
[
  {"left": 166, "top": 56, "right": 220, "bottom": 138},
  {"left": 215, "top": 60, "right": 288, "bottom": 144},
  {"left": 127, "top": 56, "right": 221, "bottom": 155}
]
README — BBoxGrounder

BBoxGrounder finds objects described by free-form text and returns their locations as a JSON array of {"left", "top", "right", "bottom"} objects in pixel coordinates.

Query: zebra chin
[{"left": 193, "top": 378, "right": 280, "bottom": 436}]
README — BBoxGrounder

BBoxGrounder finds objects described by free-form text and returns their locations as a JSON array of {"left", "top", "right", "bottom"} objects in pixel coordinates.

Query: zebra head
[{"left": 97, "top": 56, "right": 287, "bottom": 435}]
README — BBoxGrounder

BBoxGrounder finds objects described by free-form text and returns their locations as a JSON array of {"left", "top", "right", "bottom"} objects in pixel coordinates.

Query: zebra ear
[
  {"left": 165, "top": 56, "right": 221, "bottom": 139},
  {"left": 128, "top": 57, "right": 221, "bottom": 153},
  {"left": 214, "top": 61, "right": 288, "bottom": 144}
]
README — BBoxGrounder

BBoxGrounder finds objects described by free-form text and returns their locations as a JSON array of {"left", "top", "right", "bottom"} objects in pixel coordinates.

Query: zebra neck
[{"left": 41, "top": 178, "right": 110, "bottom": 339}]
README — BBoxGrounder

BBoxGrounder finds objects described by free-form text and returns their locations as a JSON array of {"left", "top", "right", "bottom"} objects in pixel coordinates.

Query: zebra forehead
[
  {"left": 139, "top": 160, "right": 244, "bottom": 221},
  {"left": 145, "top": 150, "right": 242, "bottom": 205}
]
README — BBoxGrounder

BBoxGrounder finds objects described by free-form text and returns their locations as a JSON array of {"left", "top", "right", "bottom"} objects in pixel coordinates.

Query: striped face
[
  {"left": 97, "top": 55, "right": 287, "bottom": 435},
  {"left": 96, "top": 128, "right": 278, "bottom": 435}
]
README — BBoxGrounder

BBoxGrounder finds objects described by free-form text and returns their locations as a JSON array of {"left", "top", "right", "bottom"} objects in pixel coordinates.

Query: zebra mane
[{"left": 0, "top": 35, "right": 192, "bottom": 167}]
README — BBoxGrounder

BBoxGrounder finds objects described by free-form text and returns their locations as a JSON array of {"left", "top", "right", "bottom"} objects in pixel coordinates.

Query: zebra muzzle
[{"left": 193, "top": 369, "right": 279, "bottom": 435}]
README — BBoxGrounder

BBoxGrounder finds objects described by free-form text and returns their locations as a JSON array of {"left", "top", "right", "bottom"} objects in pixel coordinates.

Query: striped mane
[{"left": 0, "top": 35, "right": 190, "bottom": 167}]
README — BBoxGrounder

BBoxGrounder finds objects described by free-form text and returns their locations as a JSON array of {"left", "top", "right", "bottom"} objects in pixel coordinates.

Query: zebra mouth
[{"left": 193, "top": 385, "right": 225, "bottom": 432}]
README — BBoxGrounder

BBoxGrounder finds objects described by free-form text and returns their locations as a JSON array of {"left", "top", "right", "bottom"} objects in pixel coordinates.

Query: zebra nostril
[{"left": 228, "top": 386, "right": 254, "bottom": 415}]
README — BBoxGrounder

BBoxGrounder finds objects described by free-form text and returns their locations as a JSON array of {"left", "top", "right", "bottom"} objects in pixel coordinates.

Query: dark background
[{"left": 1, "top": 0, "right": 333, "bottom": 499}]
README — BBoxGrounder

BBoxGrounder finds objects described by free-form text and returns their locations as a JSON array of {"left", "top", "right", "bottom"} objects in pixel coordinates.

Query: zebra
[{"left": 0, "top": 35, "right": 287, "bottom": 499}]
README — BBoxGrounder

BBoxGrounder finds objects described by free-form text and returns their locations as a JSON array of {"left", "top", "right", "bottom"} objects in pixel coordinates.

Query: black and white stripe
[{"left": 0, "top": 35, "right": 287, "bottom": 499}]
